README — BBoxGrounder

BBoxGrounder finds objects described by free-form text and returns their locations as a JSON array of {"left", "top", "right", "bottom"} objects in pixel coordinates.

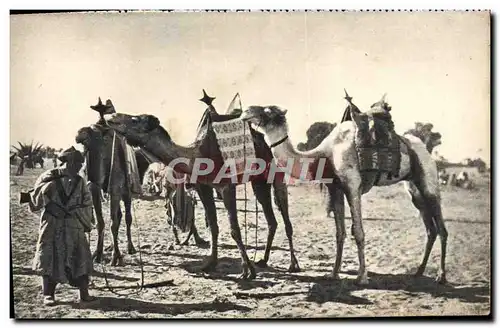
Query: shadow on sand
[
  {"left": 12, "top": 266, "right": 142, "bottom": 284},
  {"left": 178, "top": 257, "right": 279, "bottom": 290},
  {"left": 257, "top": 269, "right": 490, "bottom": 305},
  {"left": 66, "top": 296, "right": 252, "bottom": 315}
]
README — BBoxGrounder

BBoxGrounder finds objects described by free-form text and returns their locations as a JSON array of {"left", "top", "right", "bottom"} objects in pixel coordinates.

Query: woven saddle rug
[
  {"left": 339, "top": 108, "right": 401, "bottom": 179},
  {"left": 211, "top": 118, "right": 256, "bottom": 177},
  {"left": 354, "top": 115, "right": 401, "bottom": 179}
]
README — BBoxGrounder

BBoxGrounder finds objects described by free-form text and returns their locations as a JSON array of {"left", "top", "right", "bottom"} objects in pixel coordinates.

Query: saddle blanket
[
  {"left": 123, "top": 142, "right": 143, "bottom": 195},
  {"left": 355, "top": 130, "right": 401, "bottom": 178},
  {"left": 211, "top": 118, "right": 256, "bottom": 176}
]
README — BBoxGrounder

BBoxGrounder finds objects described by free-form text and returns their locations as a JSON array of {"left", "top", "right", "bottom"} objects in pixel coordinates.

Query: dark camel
[
  {"left": 240, "top": 93, "right": 448, "bottom": 285},
  {"left": 104, "top": 103, "right": 300, "bottom": 280},
  {"left": 75, "top": 98, "right": 150, "bottom": 266},
  {"left": 76, "top": 98, "right": 208, "bottom": 265}
]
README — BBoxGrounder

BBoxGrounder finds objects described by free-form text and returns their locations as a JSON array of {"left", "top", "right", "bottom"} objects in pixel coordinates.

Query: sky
[{"left": 10, "top": 11, "right": 490, "bottom": 164}]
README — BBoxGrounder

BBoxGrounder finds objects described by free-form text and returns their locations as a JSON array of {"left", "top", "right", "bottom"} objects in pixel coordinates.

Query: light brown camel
[
  {"left": 239, "top": 94, "right": 448, "bottom": 285},
  {"left": 104, "top": 107, "right": 300, "bottom": 280}
]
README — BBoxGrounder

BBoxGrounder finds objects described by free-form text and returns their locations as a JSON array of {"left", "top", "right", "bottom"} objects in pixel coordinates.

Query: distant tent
[{"left": 225, "top": 92, "right": 242, "bottom": 115}]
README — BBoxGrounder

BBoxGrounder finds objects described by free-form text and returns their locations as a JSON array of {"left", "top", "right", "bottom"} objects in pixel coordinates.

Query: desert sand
[{"left": 10, "top": 164, "right": 490, "bottom": 318}]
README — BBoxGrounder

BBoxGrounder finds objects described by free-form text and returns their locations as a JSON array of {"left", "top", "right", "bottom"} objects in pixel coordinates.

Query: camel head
[
  {"left": 370, "top": 93, "right": 392, "bottom": 112},
  {"left": 105, "top": 113, "right": 161, "bottom": 147},
  {"left": 240, "top": 105, "right": 288, "bottom": 132},
  {"left": 425, "top": 131, "right": 442, "bottom": 153},
  {"left": 75, "top": 126, "right": 95, "bottom": 148}
]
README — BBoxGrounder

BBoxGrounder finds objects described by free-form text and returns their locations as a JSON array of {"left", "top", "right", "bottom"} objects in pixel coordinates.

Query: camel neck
[
  {"left": 265, "top": 129, "right": 321, "bottom": 161},
  {"left": 141, "top": 127, "right": 199, "bottom": 175}
]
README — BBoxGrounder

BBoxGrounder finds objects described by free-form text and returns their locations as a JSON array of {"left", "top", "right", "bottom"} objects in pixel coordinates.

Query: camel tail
[{"left": 403, "top": 133, "right": 440, "bottom": 197}]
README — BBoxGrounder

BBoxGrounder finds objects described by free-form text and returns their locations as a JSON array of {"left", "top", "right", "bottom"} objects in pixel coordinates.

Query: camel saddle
[
  {"left": 341, "top": 106, "right": 401, "bottom": 179},
  {"left": 86, "top": 123, "right": 142, "bottom": 195},
  {"left": 191, "top": 106, "right": 273, "bottom": 183}
]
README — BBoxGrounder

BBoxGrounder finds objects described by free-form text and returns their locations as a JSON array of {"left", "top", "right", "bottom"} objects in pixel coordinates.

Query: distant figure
[
  {"left": 144, "top": 163, "right": 168, "bottom": 195},
  {"left": 456, "top": 171, "right": 474, "bottom": 189},
  {"left": 448, "top": 173, "right": 457, "bottom": 186},
  {"left": 456, "top": 171, "right": 469, "bottom": 184},
  {"left": 16, "top": 156, "right": 28, "bottom": 176},
  {"left": 19, "top": 146, "right": 95, "bottom": 306},
  {"left": 52, "top": 156, "right": 58, "bottom": 168},
  {"left": 438, "top": 169, "right": 450, "bottom": 185}
]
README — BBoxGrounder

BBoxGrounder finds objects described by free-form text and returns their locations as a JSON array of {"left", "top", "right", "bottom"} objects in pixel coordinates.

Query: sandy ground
[{"left": 10, "top": 165, "right": 490, "bottom": 318}]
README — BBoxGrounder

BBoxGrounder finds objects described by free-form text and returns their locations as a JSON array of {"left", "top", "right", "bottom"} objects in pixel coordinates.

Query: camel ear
[
  {"left": 281, "top": 109, "right": 288, "bottom": 116},
  {"left": 350, "top": 107, "right": 362, "bottom": 125},
  {"left": 380, "top": 93, "right": 387, "bottom": 103},
  {"left": 147, "top": 116, "right": 160, "bottom": 129}
]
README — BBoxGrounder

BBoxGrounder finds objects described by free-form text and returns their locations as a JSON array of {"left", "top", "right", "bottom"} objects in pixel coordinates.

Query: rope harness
[
  {"left": 242, "top": 122, "right": 259, "bottom": 261},
  {"left": 93, "top": 131, "right": 146, "bottom": 296}
]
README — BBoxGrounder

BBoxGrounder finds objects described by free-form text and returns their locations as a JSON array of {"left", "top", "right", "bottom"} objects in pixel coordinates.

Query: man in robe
[{"left": 19, "top": 146, "right": 95, "bottom": 306}]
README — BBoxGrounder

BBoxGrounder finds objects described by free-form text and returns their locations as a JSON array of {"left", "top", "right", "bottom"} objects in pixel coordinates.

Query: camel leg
[
  {"left": 328, "top": 184, "right": 346, "bottom": 279},
  {"left": 407, "top": 182, "right": 437, "bottom": 278},
  {"left": 431, "top": 198, "right": 448, "bottom": 284},
  {"left": 163, "top": 189, "right": 181, "bottom": 245},
  {"left": 190, "top": 220, "right": 209, "bottom": 247},
  {"left": 344, "top": 183, "right": 368, "bottom": 285},
  {"left": 418, "top": 188, "right": 448, "bottom": 284},
  {"left": 197, "top": 184, "right": 219, "bottom": 272},
  {"left": 105, "top": 208, "right": 121, "bottom": 252},
  {"left": 221, "top": 185, "right": 256, "bottom": 280},
  {"left": 410, "top": 174, "right": 448, "bottom": 284},
  {"left": 122, "top": 193, "right": 137, "bottom": 255},
  {"left": 250, "top": 181, "right": 277, "bottom": 269},
  {"left": 89, "top": 183, "right": 105, "bottom": 263},
  {"left": 272, "top": 180, "right": 300, "bottom": 272},
  {"left": 109, "top": 194, "right": 124, "bottom": 266}
]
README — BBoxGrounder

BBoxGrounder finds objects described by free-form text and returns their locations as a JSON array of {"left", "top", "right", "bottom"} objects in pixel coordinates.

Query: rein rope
[
  {"left": 242, "top": 122, "right": 259, "bottom": 261},
  {"left": 96, "top": 130, "right": 146, "bottom": 296}
]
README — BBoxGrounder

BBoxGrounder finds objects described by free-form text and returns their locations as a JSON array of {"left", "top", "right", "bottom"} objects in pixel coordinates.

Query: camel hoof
[
  {"left": 238, "top": 267, "right": 256, "bottom": 280},
  {"left": 330, "top": 273, "right": 341, "bottom": 280},
  {"left": 254, "top": 259, "right": 268, "bottom": 268},
  {"left": 195, "top": 239, "right": 210, "bottom": 249},
  {"left": 92, "top": 251, "right": 103, "bottom": 263},
  {"left": 288, "top": 263, "right": 301, "bottom": 273},
  {"left": 414, "top": 268, "right": 425, "bottom": 278},
  {"left": 355, "top": 276, "right": 369, "bottom": 286},
  {"left": 436, "top": 272, "right": 447, "bottom": 284},
  {"left": 110, "top": 254, "right": 124, "bottom": 267},
  {"left": 128, "top": 244, "right": 137, "bottom": 255}
]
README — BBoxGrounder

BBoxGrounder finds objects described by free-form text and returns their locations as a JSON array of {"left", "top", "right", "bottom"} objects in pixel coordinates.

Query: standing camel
[
  {"left": 190, "top": 90, "right": 299, "bottom": 272},
  {"left": 239, "top": 94, "right": 448, "bottom": 285},
  {"left": 75, "top": 122, "right": 136, "bottom": 266},
  {"left": 75, "top": 98, "right": 142, "bottom": 266},
  {"left": 104, "top": 107, "right": 300, "bottom": 280},
  {"left": 76, "top": 99, "right": 208, "bottom": 265}
]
